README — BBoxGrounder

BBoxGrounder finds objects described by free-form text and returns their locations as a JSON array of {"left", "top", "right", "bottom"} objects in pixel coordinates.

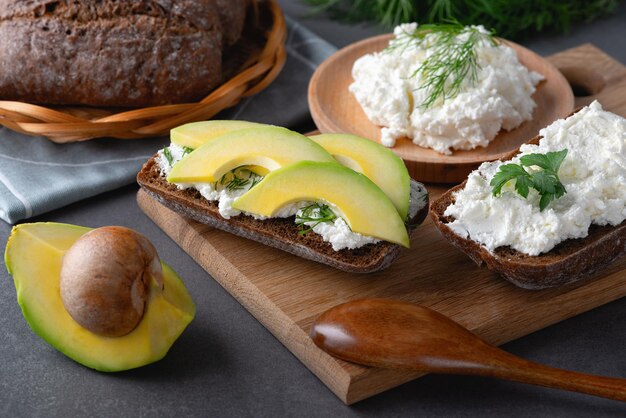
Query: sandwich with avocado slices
[{"left": 137, "top": 121, "right": 429, "bottom": 273}]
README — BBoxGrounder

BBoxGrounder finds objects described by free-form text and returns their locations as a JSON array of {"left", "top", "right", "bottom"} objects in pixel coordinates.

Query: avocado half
[{"left": 4, "top": 222, "right": 195, "bottom": 372}]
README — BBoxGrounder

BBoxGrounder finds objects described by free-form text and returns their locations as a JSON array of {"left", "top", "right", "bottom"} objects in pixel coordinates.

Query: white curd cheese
[
  {"left": 156, "top": 144, "right": 378, "bottom": 250},
  {"left": 298, "top": 205, "right": 380, "bottom": 251},
  {"left": 444, "top": 101, "right": 626, "bottom": 255},
  {"left": 349, "top": 23, "right": 543, "bottom": 154}
]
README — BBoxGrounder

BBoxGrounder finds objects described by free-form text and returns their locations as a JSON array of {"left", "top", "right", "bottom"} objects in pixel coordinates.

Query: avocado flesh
[
  {"left": 171, "top": 120, "right": 267, "bottom": 149},
  {"left": 310, "top": 133, "right": 410, "bottom": 220},
  {"left": 5, "top": 222, "right": 195, "bottom": 372},
  {"left": 167, "top": 126, "right": 335, "bottom": 183},
  {"left": 232, "top": 161, "right": 410, "bottom": 247}
]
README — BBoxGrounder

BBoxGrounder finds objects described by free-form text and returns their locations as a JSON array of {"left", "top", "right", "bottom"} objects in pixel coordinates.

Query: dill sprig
[
  {"left": 216, "top": 168, "right": 263, "bottom": 192},
  {"left": 303, "top": 0, "right": 619, "bottom": 40},
  {"left": 163, "top": 147, "right": 174, "bottom": 167},
  {"left": 388, "top": 22, "right": 496, "bottom": 108},
  {"left": 181, "top": 146, "right": 194, "bottom": 157},
  {"left": 225, "top": 175, "right": 250, "bottom": 191},
  {"left": 295, "top": 203, "right": 337, "bottom": 235},
  {"left": 163, "top": 145, "right": 194, "bottom": 167},
  {"left": 250, "top": 175, "right": 262, "bottom": 189}
]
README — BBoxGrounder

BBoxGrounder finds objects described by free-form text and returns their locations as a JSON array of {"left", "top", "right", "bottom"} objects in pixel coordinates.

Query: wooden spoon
[{"left": 310, "top": 299, "right": 626, "bottom": 402}]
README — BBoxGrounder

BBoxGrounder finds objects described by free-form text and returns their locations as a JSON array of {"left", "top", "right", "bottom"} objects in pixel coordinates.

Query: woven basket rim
[{"left": 0, "top": 0, "right": 287, "bottom": 143}]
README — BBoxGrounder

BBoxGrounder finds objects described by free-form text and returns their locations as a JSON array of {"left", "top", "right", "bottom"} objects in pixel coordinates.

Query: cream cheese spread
[
  {"left": 156, "top": 144, "right": 379, "bottom": 250},
  {"left": 444, "top": 101, "right": 626, "bottom": 255},
  {"left": 297, "top": 205, "right": 379, "bottom": 251},
  {"left": 349, "top": 23, "right": 544, "bottom": 154}
]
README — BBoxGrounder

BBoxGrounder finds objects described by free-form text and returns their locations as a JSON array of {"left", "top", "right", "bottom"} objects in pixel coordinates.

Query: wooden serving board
[{"left": 137, "top": 44, "right": 626, "bottom": 404}]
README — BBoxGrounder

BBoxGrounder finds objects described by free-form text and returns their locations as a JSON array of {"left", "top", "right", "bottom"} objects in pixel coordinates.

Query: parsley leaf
[{"left": 490, "top": 149, "right": 568, "bottom": 211}]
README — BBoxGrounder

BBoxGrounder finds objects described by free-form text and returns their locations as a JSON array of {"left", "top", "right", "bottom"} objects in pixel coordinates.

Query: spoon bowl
[{"left": 311, "top": 299, "right": 626, "bottom": 401}]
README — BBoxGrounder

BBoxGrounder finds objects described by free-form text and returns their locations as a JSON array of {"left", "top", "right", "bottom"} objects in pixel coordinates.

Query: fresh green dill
[
  {"left": 303, "top": 0, "right": 619, "bottom": 40},
  {"left": 295, "top": 203, "right": 337, "bottom": 235},
  {"left": 250, "top": 175, "right": 261, "bottom": 189},
  {"left": 216, "top": 168, "right": 263, "bottom": 192},
  {"left": 182, "top": 146, "right": 194, "bottom": 157},
  {"left": 225, "top": 176, "right": 250, "bottom": 191},
  {"left": 163, "top": 147, "right": 174, "bottom": 167},
  {"left": 490, "top": 149, "right": 568, "bottom": 211},
  {"left": 387, "top": 22, "right": 496, "bottom": 108}
]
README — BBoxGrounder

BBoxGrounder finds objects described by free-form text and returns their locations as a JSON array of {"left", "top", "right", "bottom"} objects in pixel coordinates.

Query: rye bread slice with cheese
[
  {"left": 137, "top": 155, "right": 429, "bottom": 273},
  {"left": 430, "top": 134, "right": 626, "bottom": 289}
]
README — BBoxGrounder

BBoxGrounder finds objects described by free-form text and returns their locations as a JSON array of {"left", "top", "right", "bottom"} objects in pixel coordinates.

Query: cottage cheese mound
[
  {"left": 444, "top": 101, "right": 626, "bottom": 255},
  {"left": 157, "top": 144, "right": 379, "bottom": 250},
  {"left": 349, "top": 23, "right": 544, "bottom": 154}
]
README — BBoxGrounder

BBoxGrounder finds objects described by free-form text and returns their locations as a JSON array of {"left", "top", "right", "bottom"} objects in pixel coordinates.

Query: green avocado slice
[
  {"left": 5, "top": 222, "right": 195, "bottom": 372},
  {"left": 171, "top": 120, "right": 268, "bottom": 149},
  {"left": 310, "top": 133, "right": 411, "bottom": 220},
  {"left": 232, "top": 161, "right": 410, "bottom": 247},
  {"left": 167, "top": 126, "right": 335, "bottom": 183}
]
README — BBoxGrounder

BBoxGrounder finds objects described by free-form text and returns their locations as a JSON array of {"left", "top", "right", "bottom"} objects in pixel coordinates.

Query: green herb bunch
[
  {"left": 490, "top": 149, "right": 568, "bottom": 211},
  {"left": 388, "top": 22, "right": 496, "bottom": 108},
  {"left": 295, "top": 203, "right": 337, "bottom": 235},
  {"left": 304, "top": 0, "right": 620, "bottom": 40}
]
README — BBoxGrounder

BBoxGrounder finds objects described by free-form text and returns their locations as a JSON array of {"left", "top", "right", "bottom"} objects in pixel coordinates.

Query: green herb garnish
[
  {"left": 225, "top": 175, "right": 250, "bottom": 191},
  {"left": 295, "top": 203, "right": 337, "bottom": 235},
  {"left": 250, "top": 175, "right": 261, "bottom": 189},
  {"left": 163, "top": 147, "right": 174, "bottom": 167},
  {"left": 490, "top": 149, "right": 568, "bottom": 211},
  {"left": 217, "top": 169, "right": 263, "bottom": 192},
  {"left": 303, "top": 0, "right": 619, "bottom": 40},
  {"left": 387, "top": 21, "right": 497, "bottom": 108},
  {"left": 182, "top": 146, "right": 194, "bottom": 157}
]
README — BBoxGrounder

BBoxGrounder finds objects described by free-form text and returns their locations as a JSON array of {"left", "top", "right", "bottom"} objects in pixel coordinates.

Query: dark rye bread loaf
[
  {"left": 430, "top": 173, "right": 626, "bottom": 290},
  {"left": 137, "top": 155, "right": 430, "bottom": 273},
  {"left": 0, "top": 0, "right": 247, "bottom": 107}
]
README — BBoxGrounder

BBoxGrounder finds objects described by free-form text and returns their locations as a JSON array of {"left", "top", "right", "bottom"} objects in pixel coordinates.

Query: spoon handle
[{"left": 472, "top": 347, "right": 626, "bottom": 402}]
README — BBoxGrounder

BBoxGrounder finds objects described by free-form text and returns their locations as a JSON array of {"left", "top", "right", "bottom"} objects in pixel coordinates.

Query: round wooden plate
[{"left": 308, "top": 34, "right": 574, "bottom": 183}]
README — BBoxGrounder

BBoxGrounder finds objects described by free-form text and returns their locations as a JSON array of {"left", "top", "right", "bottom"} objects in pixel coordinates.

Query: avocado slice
[
  {"left": 232, "top": 161, "right": 410, "bottom": 247},
  {"left": 171, "top": 120, "right": 268, "bottom": 149},
  {"left": 310, "top": 133, "right": 411, "bottom": 220},
  {"left": 4, "top": 222, "right": 195, "bottom": 372},
  {"left": 167, "top": 126, "right": 335, "bottom": 183}
]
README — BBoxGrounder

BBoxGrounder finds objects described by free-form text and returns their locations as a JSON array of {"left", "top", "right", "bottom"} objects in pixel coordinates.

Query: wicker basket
[{"left": 0, "top": 0, "right": 287, "bottom": 143}]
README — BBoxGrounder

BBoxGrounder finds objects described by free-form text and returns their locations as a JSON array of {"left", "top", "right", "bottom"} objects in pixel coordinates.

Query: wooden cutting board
[{"left": 137, "top": 44, "right": 626, "bottom": 404}]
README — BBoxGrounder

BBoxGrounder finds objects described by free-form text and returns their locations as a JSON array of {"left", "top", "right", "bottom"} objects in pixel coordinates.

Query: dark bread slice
[
  {"left": 430, "top": 135, "right": 626, "bottom": 289},
  {"left": 137, "top": 155, "right": 429, "bottom": 273}
]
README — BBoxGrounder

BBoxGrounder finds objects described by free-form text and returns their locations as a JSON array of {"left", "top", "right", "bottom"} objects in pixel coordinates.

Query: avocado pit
[{"left": 59, "top": 226, "right": 164, "bottom": 337}]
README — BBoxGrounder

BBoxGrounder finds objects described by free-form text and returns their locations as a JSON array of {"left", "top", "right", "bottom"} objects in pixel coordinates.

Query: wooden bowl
[
  {"left": 308, "top": 34, "right": 575, "bottom": 183},
  {"left": 0, "top": 0, "right": 286, "bottom": 143}
]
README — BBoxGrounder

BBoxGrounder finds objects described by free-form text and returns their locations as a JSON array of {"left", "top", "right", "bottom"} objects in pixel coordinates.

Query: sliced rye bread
[
  {"left": 430, "top": 135, "right": 626, "bottom": 289},
  {"left": 137, "top": 155, "right": 429, "bottom": 273}
]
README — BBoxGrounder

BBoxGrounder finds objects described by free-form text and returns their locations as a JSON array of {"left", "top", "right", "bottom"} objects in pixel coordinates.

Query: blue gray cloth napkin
[{"left": 0, "top": 17, "right": 337, "bottom": 224}]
